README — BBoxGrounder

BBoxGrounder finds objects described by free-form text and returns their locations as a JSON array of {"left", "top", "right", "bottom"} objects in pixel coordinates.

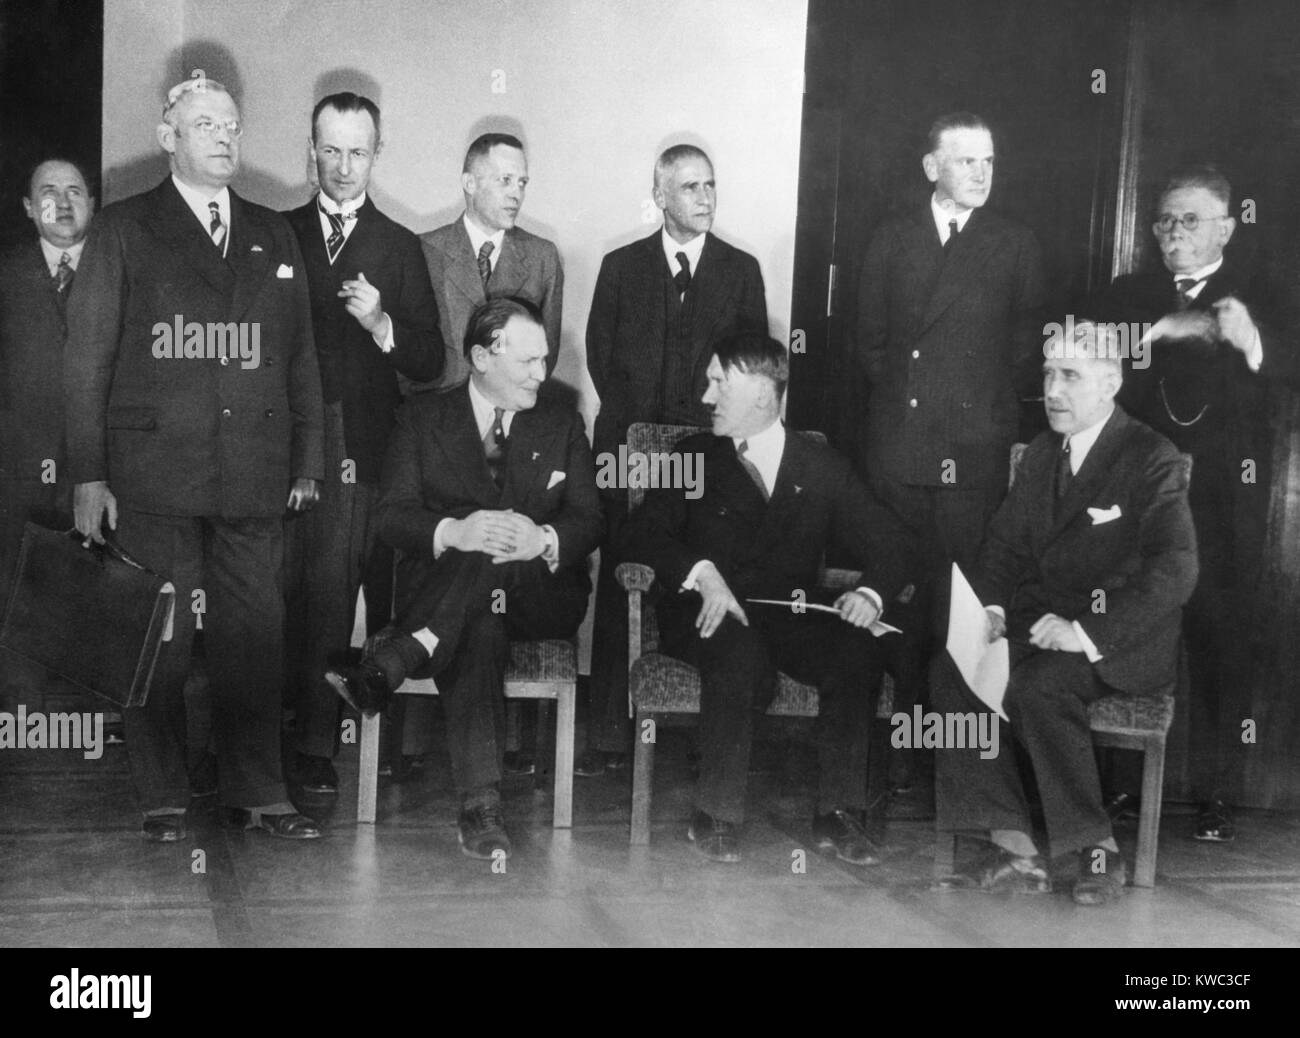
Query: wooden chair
[
  {"left": 934, "top": 444, "right": 1190, "bottom": 889},
  {"left": 614, "top": 422, "right": 894, "bottom": 845},
  {"left": 353, "top": 556, "right": 579, "bottom": 829}
]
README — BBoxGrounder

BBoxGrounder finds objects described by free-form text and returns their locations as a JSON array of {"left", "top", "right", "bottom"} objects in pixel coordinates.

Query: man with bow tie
[
  {"left": 1088, "top": 165, "right": 1299, "bottom": 843},
  {"left": 0, "top": 158, "right": 94, "bottom": 611},
  {"left": 65, "top": 75, "right": 324, "bottom": 843},
  {"left": 932, "top": 323, "right": 1197, "bottom": 904},
  {"left": 326, "top": 298, "right": 602, "bottom": 859},
  {"left": 281, "top": 92, "right": 443, "bottom": 817}
]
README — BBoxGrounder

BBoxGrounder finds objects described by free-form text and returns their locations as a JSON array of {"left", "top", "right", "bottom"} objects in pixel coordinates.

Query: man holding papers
[
  {"left": 933, "top": 322, "right": 1197, "bottom": 904},
  {"left": 620, "top": 332, "right": 909, "bottom": 864}
]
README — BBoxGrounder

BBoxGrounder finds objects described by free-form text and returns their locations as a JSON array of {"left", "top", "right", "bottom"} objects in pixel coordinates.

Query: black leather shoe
[
  {"left": 223, "top": 808, "right": 321, "bottom": 840},
  {"left": 289, "top": 753, "right": 338, "bottom": 795},
  {"left": 1104, "top": 791, "right": 1141, "bottom": 824},
  {"left": 1072, "top": 846, "right": 1127, "bottom": 905},
  {"left": 458, "top": 799, "right": 511, "bottom": 860},
  {"left": 936, "top": 845, "right": 1051, "bottom": 894},
  {"left": 812, "top": 809, "right": 882, "bottom": 866},
  {"left": 687, "top": 809, "right": 741, "bottom": 863},
  {"left": 1192, "top": 800, "right": 1235, "bottom": 842},
  {"left": 141, "top": 812, "right": 186, "bottom": 843},
  {"left": 502, "top": 751, "right": 535, "bottom": 777},
  {"left": 324, "top": 649, "right": 392, "bottom": 715}
]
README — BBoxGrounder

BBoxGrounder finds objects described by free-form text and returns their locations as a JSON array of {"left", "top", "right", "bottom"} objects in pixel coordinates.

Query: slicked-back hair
[
  {"left": 1160, "top": 164, "right": 1231, "bottom": 208},
  {"left": 463, "top": 296, "right": 545, "bottom": 358},
  {"left": 653, "top": 144, "right": 712, "bottom": 191},
  {"left": 714, "top": 331, "right": 789, "bottom": 396},
  {"left": 926, "top": 112, "right": 992, "bottom": 154},
  {"left": 312, "top": 91, "right": 382, "bottom": 145},
  {"left": 26, "top": 157, "right": 96, "bottom": 201},
  {"left": 162, "top": 76, "right": 234, "bottom": 126},
  {"left": 463, "top": 133, "right": 525, "bottom": 174}
]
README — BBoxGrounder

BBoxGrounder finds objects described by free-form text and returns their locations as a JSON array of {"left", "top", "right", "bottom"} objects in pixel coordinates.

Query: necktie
[
  {"left": 674, "top": 251, "right": 692, "bottom": 295},
  {"left": 1175, "top": 277, "right": 1199, "bottom": 311},
  {"left": 54, "top": 252, "right": 74, "bottom": 297},
  {"left": 208, "top": 201, "right": 227, "bottom": 254},
  {"left": 944, "top": 218, "right": 959, "bottom": 253},
  {"left": 483, "top": 406, "right": 508, "bottom": 489},
  {"left": 477, "top": 240, "right": 495, "bottom": 293},
  {"left": 323, "top": 208, "right": 346, "bottom": 263},
  {"left": 1055, "top": 436, "right": 1073, "bottom": 502},
  {"left": 737, "top": 440, "right": 769, "bottom": 502}
]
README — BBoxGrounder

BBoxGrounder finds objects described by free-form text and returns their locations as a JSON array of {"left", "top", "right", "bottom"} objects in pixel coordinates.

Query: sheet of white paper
[
  {"left": 744, "top": 598, "right": 903, "bottom": 639},
  {"left": 944, "top": 563, "right": 1009, "bottom": 720}
]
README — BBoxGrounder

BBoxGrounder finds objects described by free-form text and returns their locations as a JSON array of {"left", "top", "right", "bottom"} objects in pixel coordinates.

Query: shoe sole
[
  {"left": 1191, "top": 832, "right": 1235, "bottom": 842},
  {"left": 142, "top": 829, "right": 185, "bottom": 843},
  {"left": 323, "top": 671, "right": 361, "bottom": 713},
  {"left": 457, "top": 832, "right": 511, "bottom": 860},
  {"left": 813, "top": 838, "right": 880, "bottom": 867},
  {"left": 686, "top": 826, "right": 741, "bottom": 863}
]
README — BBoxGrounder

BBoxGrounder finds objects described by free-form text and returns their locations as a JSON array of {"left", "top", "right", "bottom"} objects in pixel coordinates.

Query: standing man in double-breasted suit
[
  {"left": 619, "top": 332, "right": 908, "bottom": 864},
  {"left": 855, "top": 113, "right": 1045, "bottom": 782},
  {"left": 421, "top": 133, "right": 563, "bottom": 388},
  {"left": 932, "top": 325, "right": 1198, "bottom": 905},
  {"left": 66, "top": 75, "right": 325, "bottom": 842},
  {"left": 282, "top": 92, "right": 443, "bottom": 815},
  {"left": 326, "top": 298, "right": 602, "bottom": 859},
  {"left": 0, "top": 158, "right": 94, "bottom": 609},
  {"left": 584, "top": 144, "right": 768, "bottom": 775}
]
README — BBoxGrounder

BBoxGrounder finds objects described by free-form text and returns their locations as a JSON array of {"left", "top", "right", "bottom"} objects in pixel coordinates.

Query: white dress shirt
[
  {"left": 431, "top": 378, "right": 559, "bottom": 568},
  {"left": 662, "top": 227, "right": 706, "bottom": 283},
  {"left": 930, "top": 194, "right": 975, "bottom": 245},
  {"left": 318, "top": 192, "right": 395, "bottom": 352},
  {"left": 464, "top": 213, "right": 505, "bottom": 274},
  {"left": 172, "top": 175, "right": 230, "bottom": 256},
  {"left": 39, "top": 238, "right": 84, "bottom": 275}
]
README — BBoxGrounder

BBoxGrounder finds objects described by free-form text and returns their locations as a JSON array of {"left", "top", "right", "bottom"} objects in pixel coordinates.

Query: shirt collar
[
  {"left": 467, "top": 376, "right": 515, "bottom": 438},
  {"left": 39, "top": 238, "right": 84, "bottom": 273},
  {"left": 319, "top": 191, "right": 366, "bottom": 218},
  {"left": 930, "top": 194, "right": 975, "bottom": 241},
  {"left": 1063, "top": 405, "right": 1115, "bottom": 473},
  {"left": 172, "top": 174, "right": 230, "bottom": 231},
  {"left": 463, "top": 213, "right": 506, "bottom": 266},
  {"left": 662, "top": 227, "right": 706, "bottom": 275},
  {"left": 1172, "top": 256, "right": 1223, "bottom": 292},
  {"left": 732, "top": 417, "right": 786, "bottom": 492}
]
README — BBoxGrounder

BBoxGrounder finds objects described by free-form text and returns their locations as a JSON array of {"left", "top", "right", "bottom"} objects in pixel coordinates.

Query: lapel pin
[
  {"left": 250, "top": 245, "right": 264, "bottom": 252},
  {"left": 794, "top": 484, "right": 802, "bottom": 494}
]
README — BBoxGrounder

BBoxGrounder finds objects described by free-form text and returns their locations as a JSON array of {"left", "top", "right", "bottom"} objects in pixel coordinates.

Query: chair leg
[
  {"left": 358, "top": 711, "right": 381, "bottom": 825},
  {"left": 630, "top": 709, "right": 655, "bottom": 845},
  {"left": 1134, "top": 735, "right": 1167, "bottom": 888},
  {"left": 535, "top": 699, "right": 554, "bottom": 783},
  {"left": 552, "top": 684, "right": 575, "bottom": 829}
]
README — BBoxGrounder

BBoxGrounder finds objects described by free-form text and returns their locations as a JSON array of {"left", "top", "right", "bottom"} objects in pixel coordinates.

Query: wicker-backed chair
[
  {"left": 614, "top": 422, "right": 894, "bottom": 845},
  {"left": 934, "top": 443, "right": 1190, "bottom": 889}
]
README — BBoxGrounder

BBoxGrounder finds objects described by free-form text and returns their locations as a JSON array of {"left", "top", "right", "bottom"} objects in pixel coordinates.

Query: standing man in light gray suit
[{"left": 421, "top": 133, "right": 563, "bottom": 386}]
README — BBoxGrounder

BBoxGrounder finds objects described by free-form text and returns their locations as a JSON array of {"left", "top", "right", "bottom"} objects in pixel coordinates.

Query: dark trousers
[
  {"left": 1184, "top": 582, "right": 1249, "bottom": 804},
  {"left": 283, "top": 403, "right": 380, "bottom": 758},
  {"left": 661, "top": 604, "right": 882, "bottom": 824},
  {"left": 0, "top": 476, "right": 71, "bottom": 610},
  {"left": 932, "top": 645, "right": 1114, "bottom": 856},
  {"left": 395, "top": 549, "right": 589, "bottom": 796},
  {"left": 114, "top": 507, "right": 288, "bottom": 811},
  {"left": 587, "top": 493, "right": 633, "bottom": 753}
]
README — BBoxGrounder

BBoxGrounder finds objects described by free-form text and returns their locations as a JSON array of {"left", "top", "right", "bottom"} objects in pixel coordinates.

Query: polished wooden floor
[{"left": 1, "top": 663, "right": 1297, "bottom": 948}]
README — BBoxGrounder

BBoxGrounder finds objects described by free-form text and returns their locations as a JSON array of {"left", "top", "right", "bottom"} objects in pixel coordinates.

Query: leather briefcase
[{"left": 0, "top": 523, "right": 175, "bottom": 708}]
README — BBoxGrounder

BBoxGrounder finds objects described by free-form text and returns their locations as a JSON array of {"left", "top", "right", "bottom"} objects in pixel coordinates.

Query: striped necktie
[
  {"left": 737, "top": 440, "right": 769, "bottom": 501},
  {"left": 208, "top": 201, "right": 227, "bottom": 255},
  {"left": 478, "top": 240, "right": 495, "bottom": 292}
]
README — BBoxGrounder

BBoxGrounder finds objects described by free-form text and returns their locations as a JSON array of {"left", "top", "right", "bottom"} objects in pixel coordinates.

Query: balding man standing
[
  {"left": 65, "top": 75, "right": 325, "bottom": 842},
  {"left": 584, "top": 144, "right": 768, "bottom": 775}
]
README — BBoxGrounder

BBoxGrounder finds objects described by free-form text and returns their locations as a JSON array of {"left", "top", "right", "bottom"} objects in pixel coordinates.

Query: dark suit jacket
[
  {"left": 856, "top": 203, "right": 1045, "bottom": 489},
  {"left": 973, "top": 406, "right": 1198, "bottom": 695},
  {"left": 619, "top": 428, "right": 908, "bottom": 618},
  {"left": 1087, "top": 261, "right": 1295, "bottom": 587},
  {"left": 65, "top": 178, "right": 324, "bottom": 518},
  {"left": 586, "top": 231, "right": 767, "bottom": 457},
  {"left": 286, "top": 196, "right": 443, "bottom": 483},
  {"left": 420, "top": 219, "right": 563, "bottom": 388},
  {"left": 374, "top": 382, "right": 602, "bottom": 579},
  {"left": 0, "top": 239, "right": 70, "bottom": 483}
]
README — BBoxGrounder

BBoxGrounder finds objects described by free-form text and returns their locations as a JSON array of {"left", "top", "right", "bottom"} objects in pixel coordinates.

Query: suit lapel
[
  {"left": 434, "top": 383, "right": 499, "bottom": 500},
  {"left": 920, "top": 207, "right": 1000, "bottom": 331},
  {"left": 688, "top": 233, "right": 729, "bottom": 343},
  {"left": 494, "top": 228, "right": 531, "bottom": 295},
  {"left": 1044, "top": 409, "right": 1130, "bottom": 541},
  {"left": 447, "top": 218, "right": 486, "bottom": 308},
  {"left": 143, "top": 179, "right": 235, "bottom": 298},
  {"left": 635, "top": 233, "right": 669, "bottom": 375},
  {"left": 500, "top": 406, "right": 559, "bottom": 508},
  {"left": 226, "top": 191, "right": 273, "bottom": 323}
]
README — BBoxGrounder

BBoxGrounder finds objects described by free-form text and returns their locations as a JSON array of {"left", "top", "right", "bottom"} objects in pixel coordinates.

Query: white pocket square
[
  {"left": 547, "top": 470, "right": 566, "bottom": 490},
  {"left": 1087, "top": 505, "right": 1122, "bottom": 525},
  {"left": 276, "top": 263, "right": 293, "bottom": 278}
]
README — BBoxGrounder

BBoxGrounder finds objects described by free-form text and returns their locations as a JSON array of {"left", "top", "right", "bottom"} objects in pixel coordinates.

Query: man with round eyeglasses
[{"left": 1088, "top": 164, "right": 1299, "bottom": 844}]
